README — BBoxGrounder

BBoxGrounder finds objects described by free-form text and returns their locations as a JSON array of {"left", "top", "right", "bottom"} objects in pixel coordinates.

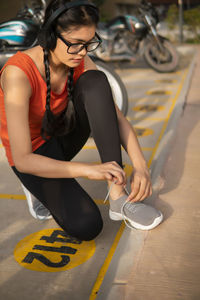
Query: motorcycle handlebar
[{"left": 138, "top": 0, "right": 159, "bottom": 24}]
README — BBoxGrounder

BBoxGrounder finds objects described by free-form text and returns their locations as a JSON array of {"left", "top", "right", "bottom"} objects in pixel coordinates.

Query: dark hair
[{"left": 38, "top": 0, "right": 99, "bottom": 139}]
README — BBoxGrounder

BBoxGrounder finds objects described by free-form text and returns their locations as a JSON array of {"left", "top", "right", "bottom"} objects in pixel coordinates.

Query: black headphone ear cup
[
  {"left": 37, "top": 28, "right": 57, "bottom": 50},
  {"left": 48, "top": 30, "right": 57, "bottom": 50}
]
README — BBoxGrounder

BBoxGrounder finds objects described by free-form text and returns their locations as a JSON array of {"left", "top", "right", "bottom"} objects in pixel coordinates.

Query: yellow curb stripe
[
  {"left": 89, "top": 66, "right": 189, "bottom": 299},
  {"left": 147, "top": 68, "right": 188, "bottom": 168},
  {"left": 89, "top": 222, "right": 125, "bottom": 299}
]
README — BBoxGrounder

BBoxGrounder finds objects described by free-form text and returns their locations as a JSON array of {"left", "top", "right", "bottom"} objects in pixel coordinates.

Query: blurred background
[{"left": 0, "top": 0, "right": 200, "bottom": 43}]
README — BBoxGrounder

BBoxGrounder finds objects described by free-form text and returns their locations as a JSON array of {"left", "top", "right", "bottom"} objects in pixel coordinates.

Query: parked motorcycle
[
  {"left": 0, "top": 0, "right": 128, "bottom": 115},
  {"left": 94, "top": 0, "right": 179, "bottom": 73}
]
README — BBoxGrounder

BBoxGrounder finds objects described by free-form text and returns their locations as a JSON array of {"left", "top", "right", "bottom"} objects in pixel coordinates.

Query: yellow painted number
[{"left": 14, "top": 228, "right": 95, "bottom": 272}]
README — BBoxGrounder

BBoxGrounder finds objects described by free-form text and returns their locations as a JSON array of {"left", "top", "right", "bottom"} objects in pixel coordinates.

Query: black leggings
[{"left": 12, "top": 70, "right": 123, "bottom": 241}]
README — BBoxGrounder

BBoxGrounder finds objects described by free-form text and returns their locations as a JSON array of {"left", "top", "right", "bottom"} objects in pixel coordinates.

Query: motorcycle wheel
[
  {"left": 94, "top": 60, "right": 128, "bottom": 116},
  {"left": 144, "top": 39, "right": 179, "bottom": 73}
]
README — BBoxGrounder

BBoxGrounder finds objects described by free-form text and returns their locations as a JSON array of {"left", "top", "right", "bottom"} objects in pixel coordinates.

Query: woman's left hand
[{"left": 127, "top": 166, "right": 152, "bottom": 202}]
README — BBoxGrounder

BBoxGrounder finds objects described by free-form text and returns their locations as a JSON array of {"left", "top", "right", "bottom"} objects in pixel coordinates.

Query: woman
[{"left": 0, "top": 0, "right": 163, "bottom": 241}]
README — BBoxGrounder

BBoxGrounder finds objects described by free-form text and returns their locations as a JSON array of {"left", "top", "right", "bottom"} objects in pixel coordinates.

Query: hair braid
[
  {"left": 41, "top": 50, "right": 76, "bottom": 140},
  {"left": 65, "top": 67, "right": 76, "bottom": 131},
  {"left": 67, "top": 68, "right": 74, "bottom": 102}
]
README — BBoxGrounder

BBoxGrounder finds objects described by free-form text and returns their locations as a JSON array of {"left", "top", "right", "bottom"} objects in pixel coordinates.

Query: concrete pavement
[{"left": 0, "top": 45, "right": 199, "bottom": 300}]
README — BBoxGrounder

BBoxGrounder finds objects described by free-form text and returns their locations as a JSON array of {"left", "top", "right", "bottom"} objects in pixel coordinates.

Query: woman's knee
[
  {"left": 75, "top": 70, "right": 109, "bottom": 94},
  {"left": 63, "top": 212, "right": 103, "bottom": 241}
]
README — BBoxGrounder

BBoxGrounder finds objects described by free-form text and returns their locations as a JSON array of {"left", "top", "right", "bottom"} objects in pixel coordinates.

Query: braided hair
[
  {"left": 40, "top": 0, "right": 99, "bottom": 139},
  {"left": 41, "top": 49, "right": 76, "bottom": 139}
]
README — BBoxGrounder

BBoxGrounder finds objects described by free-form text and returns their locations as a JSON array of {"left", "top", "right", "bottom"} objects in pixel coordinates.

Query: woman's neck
[{"left": 49, "top": 51, "right": 69, "bottom": 75}]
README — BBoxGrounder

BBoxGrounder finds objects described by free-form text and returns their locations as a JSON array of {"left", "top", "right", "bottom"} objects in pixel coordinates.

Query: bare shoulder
[
  {"left": 84, "top": 55, "right": 98, "bottom": 71},
  {"left": 1, "top": 65, "right": 32, "bottom": 97}
]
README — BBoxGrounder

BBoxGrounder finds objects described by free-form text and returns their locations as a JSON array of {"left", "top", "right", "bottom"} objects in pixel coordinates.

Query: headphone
[{"left": 38, "top": 0, "right": 98, "bottom": 50}]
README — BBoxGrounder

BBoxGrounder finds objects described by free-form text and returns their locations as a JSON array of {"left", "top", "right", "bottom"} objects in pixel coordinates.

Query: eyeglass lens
[{"left": 68, "top": 41, "right": 100, "bottom": 54}]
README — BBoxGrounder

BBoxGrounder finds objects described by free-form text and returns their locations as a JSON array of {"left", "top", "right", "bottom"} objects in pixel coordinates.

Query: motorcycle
[
  {"left": 94, "top": 0, "right": 179, "bottom": 73},
  {"left": 0, "top": 0, "right": 128, "bottom": 115}
]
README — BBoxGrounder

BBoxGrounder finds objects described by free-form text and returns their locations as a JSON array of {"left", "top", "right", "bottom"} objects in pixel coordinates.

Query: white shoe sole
[{"left": 109, "top": 209, "right": 163, "bottom": 230}]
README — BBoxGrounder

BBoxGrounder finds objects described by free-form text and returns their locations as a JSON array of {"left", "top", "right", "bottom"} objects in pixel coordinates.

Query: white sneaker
[{"left": 21, "top": 184, "right": 52, "bottom": 220}]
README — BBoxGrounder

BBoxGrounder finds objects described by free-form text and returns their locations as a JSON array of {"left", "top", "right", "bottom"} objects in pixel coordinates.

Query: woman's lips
[{"left": 71, "top": 58, "right": 82, "bottom": 63}]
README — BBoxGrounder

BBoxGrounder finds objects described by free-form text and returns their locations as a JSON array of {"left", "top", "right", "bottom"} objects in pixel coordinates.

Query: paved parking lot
[{"left": 0, "top": 45, "right": 197, "bottom": 300}]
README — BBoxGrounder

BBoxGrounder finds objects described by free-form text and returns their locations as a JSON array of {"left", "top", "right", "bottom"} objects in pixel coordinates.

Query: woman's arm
[
  {"left": 115, "top": 105, "right": 152, "bottom": 202},
  {"left": 1, "top": 65, "right": 125, "bottom": 183}
]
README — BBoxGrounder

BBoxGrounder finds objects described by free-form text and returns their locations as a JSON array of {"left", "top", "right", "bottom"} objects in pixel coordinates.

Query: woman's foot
[
  {"left": 21, "top": 184, "right": 52, "bottom": 220},
  {"left": 106, "top": 183, "right": 163, "bottom": 230},
  {"left": 107, "top": 181, "right": 126, "bottom": 201}
]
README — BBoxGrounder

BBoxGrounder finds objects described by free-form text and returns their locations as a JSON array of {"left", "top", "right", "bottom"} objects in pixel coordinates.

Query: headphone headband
[{"left": 43, "top": 1, "right": 98, "bottom": 30}]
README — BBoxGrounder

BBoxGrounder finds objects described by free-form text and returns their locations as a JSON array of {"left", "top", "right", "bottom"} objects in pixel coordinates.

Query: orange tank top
[{"left": 0, "top": 51, "right": 84, "bottom": 166}]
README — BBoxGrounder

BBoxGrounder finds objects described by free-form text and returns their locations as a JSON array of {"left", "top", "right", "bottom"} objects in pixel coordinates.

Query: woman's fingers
[
  {"left": 106, "top": 162, "right": 126, "bottom": 184},
  {"left": 87, "top": 161, "right": 126, "bottom": 183},
  {"left": 127, "top": 177, "right": 141, "bottom": 201},
  {"left": 128, "top": 171, "right": 152, "bottom": 202}
]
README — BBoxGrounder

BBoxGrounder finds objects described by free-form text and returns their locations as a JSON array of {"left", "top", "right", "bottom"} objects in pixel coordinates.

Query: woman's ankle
[{"left": 107, "top": 181, "right": 126, "bottom": 201}]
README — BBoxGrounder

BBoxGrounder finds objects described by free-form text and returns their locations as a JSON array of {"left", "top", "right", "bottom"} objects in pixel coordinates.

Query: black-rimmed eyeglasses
[{"left": 57, "top": 32, "right": 102, "bottom": 54}]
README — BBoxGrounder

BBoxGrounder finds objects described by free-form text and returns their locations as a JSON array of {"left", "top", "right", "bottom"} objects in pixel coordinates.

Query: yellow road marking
[
  {"left": 131, "top": 117, "right": 166, "bottom": 121},
  {"left": 0, "top": 194, "right": 26, "bottom": 200},
  {"left": 83, "top": 145, "right": 96, "bottom": 150},
  {"left": 14, "top": 228, "right": 96, "bottom": 272},
  {"left": 146, "top": 90, "right": 172, "bottom": 96},
  {"left": 0, "top": 194, "right": 109, "bottom": 206},
  {"left": 147, "top": 68, "right": 188, "bottom": 168},
  {"left": 155, "top": 79, "right": 177, "bottom": 84},
  {"left": 135, "top": 127, "right": 154, "bottom": 137},
  {"left": 89, "top": 66, "right": 189, "bottom": 299},
  {"left": 133, "top": 105, "right": 165, "bottom": 112},
  {"left": 94, "top": 199, "right": 108, "bottom": 206},
  {"left": 129, "top": 96, "right": 171, "bottom": 104},
  {"left": 89, "top": 223, "right": 125, "bottom": 299}
]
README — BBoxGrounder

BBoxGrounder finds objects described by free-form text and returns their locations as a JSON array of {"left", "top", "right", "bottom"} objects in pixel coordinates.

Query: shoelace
[
  {"left": 104, "top": 181, "right": 129, "bottom": 203},
  {"left": 121, "top": 201, "right": 139, "bottom": 230},
  {"left": 104, "top": 182, "right": 135, "bottom": 230}
]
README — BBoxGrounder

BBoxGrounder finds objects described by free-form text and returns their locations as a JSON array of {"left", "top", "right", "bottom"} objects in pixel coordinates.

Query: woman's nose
[{"left": 78, "top": 46, "right": 87, "bottom": 56}]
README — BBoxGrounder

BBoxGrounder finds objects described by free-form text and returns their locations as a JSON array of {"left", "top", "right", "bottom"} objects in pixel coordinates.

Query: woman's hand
[
  {"left": 127, "top": 165, "right": 152, "bottom": 202},
  {"left": 85, "top": 161, "right": 127, "bottom": 185}
]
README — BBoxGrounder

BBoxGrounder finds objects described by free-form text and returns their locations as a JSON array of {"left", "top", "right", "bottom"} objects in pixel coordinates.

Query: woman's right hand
[{"left": 84, "top": 161, "right": 126, "bottom": 185}]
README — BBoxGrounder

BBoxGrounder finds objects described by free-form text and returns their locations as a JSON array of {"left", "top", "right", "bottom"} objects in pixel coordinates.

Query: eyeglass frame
[{"left": 57, "top": 32, "right": 102, "bottom": 54}]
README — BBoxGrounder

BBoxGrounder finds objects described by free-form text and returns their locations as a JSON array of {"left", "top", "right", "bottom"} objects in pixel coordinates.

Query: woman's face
[{"left": 51, "top": 25, "right": 96, "bottom": 68}]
